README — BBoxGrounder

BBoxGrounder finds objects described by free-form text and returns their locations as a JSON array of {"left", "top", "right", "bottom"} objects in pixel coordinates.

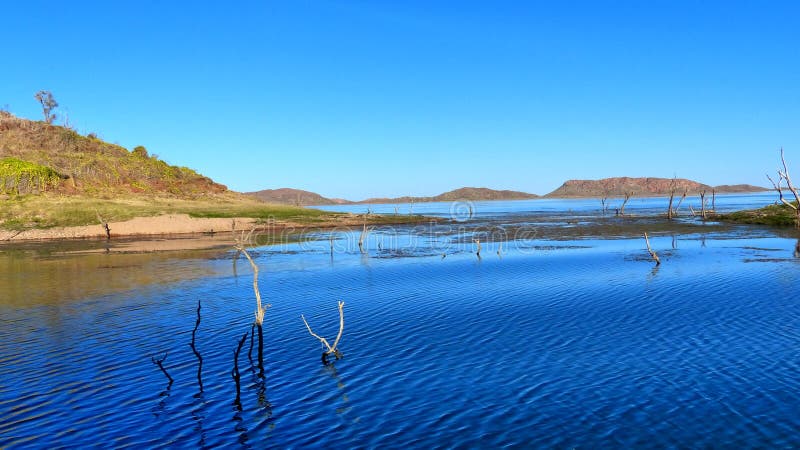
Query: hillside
[
  {"left": 246, "top": 188, "right": 346, "bottom": 206},
  {"left": 545, "top": 177, "right": 767, "bottom": 198},
  {"left": 246, "top": 186, "right": 538, "bottom": 205},
  {"left": 0, "top": 111, "right": 227, "bottom": 198},
  {"left": 359, "top": 187, "right": 538, "bottom": 203}
]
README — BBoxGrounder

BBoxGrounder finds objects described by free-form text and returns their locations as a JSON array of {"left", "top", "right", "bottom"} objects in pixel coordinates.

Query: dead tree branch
[
  {"left": 699, "top": 190, "right": 707, "bottom": 220},
  {"left": 618, "top": 192, "right": 633, "bottom": 216},
  {"left": 644, "top": 232, "right": 661, "bottom": 266},
  {"left": 301, "top": 301, "right": 345, "bottom": 365},
  {"left": 95, "top": 210, "right": 111, "bottom": 240},
  {"left": 151, "top": 352, "right": 173, "bottom": 386},
  {"left": 233, "top": 236, "right": 268, "bottom": 377},
  {"left": 232, "top": 332, "right": 248, "bottom": 410},
  {"left": 189, "top": 300, "right": 203, "bottom": 392},
  {"left": 767, "top": 148, "right": 800, "bottom": 227},
  {"left": 358, "top": 223, "right": 368, "bottom": 254}
]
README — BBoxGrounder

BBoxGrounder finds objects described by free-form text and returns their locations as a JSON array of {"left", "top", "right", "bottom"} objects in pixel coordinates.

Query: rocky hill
[
  {"left": 246, "top": 188, "right": 347, "bottom": 206},
  {"left": 0, "top": 112, "right": 228, "bottom": 198},
  {"left": 545, "top": 177, "right": 767, "bottom": 198},
  {"left": 247, "top": 186, "right": 539, "bottom": 205},
  {"left": 358, "top": 187, "right": 538, "bottom": 204}
]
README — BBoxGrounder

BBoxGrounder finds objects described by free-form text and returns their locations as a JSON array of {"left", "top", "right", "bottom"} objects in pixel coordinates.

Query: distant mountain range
[
  {"left": 247, "top": 178, "right": 768, "bottom": 206},
  {"left": 545, "top": 177, "right": 769, "bottom": 198},
  {"left": 246, "top": 186, "right": 538, "bottom": 206}
]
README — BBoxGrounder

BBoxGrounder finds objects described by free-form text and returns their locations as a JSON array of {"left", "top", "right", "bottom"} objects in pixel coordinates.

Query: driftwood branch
[
  {"left": 644, "top": 232, "right": 661, "bottom": 266},
  {"left": 301, "top": 301, "right": 345, "bottom": 364}
]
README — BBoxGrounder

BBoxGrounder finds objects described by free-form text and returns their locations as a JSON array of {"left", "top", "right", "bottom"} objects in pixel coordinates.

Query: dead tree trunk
[
  {"left": 151, "top": 352, "right": 173, "bottom": 387},
  {"left": 674, "top": 191, "right": 687, "bottom": 216},
  {"left": 699, "top": 191, "right": 707, "bottom": 220},
  {"left": 667, "top": 190, "right": 675, "bottom": 220},
  {"left": 619, "top": 192, "right": 633, "bottom": 216},
  {"left": 189, "top": 300, "right": 203, "bottom": 392},
  {"left": 96, "top": 211, "right": 111, "bottom": 240},
  {"left": 711, "top": 188, "right": 716, "bottom": 212},
  {"left": 766, "top": 148, "right": 800, "bottom": 228},
  {"left": 234, "top": 240, "right": 268, "bottom": 378},
  {"left": 358, "top": 223, "right": 368, "bottom": 254},
  {"left": 644, "top": 232, "right": 661, "bottom": 266},
  {"left": 302, "top": 301, "right": 345, "bottom": 365},
  {"left": 232, "top": 332, "right": 248, "bottom": 410}
]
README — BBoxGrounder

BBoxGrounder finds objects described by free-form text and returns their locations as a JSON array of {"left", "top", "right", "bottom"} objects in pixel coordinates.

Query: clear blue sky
[{"left": 3, "top": 1, "right": 798, "bottom": 200}]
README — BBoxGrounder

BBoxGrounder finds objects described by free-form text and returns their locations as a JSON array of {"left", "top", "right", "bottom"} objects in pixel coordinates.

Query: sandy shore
[
  {"left": 0, "top": 213, "right": 435, "bottom": 251},
  {"left": 0, "top": 214, "right": 261, "bottom": 242}
]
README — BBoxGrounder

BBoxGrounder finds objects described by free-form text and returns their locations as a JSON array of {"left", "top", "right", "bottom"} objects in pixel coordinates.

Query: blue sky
[{"left": 3, "top": 1, "right": 798, "bottom": 200}]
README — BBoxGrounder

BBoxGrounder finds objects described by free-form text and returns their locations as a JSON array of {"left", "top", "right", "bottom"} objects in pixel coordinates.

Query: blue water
[{"left": 2, "top": 195, "right": 800, "bottom": 448}]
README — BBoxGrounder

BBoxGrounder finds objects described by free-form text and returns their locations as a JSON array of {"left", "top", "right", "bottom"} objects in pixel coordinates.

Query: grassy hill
[
  {"left": 0, "top": 111, "right": 226, "bottom": 197},
  {"left": 0, "top": 112, "right": 372, "bottom": 231}
]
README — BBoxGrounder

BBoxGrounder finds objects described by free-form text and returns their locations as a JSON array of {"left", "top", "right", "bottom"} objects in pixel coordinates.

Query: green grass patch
[
  {"left": 0, "top": 157, "right": 63, "bottom": 194},
  {"left": 716, "top": 203, "right": 799, "bottom": 227}
]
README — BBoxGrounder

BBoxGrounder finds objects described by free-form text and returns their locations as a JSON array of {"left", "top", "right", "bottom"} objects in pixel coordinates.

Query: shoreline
[{"left": 0, "top": 213, "right": 440, "bottom": 250}]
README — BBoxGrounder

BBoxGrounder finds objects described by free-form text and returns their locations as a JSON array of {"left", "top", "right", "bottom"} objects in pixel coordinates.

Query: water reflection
[{"left": 0, "top": 248, "right": 225, "bottom": 307}]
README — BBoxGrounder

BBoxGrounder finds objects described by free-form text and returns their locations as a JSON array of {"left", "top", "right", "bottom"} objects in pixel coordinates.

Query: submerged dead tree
[
  {"left": 644, "top": 232, "right": 661, "bottom": 266},
  {"left": 699, "top": 190, "right": 707, "bottom": 220},
  {"left": 189, "top": 300, "right": 204, "bottom": 392},
  {"left": 674, "top": 190, "right": 687, "bottom": 216},
  {"left": 234, "top": 238, "right": 268, "bottom": 378},
  {"left": 358, "top": 223, "right": 368, "bottom": 254},
  {"left": 301, "top": 301, "right": 345, "bottom": 365},
  {"left": 766, "top": 148, "right": 800, "bottom": 228},
  {"left": 96, "top": 210, "right": 111, "bottom": 240},
  {"left": 151, "top": 352, "right": 173, "bottom": 387},
  {"left": 618, "top": 192, "right": 633, "bottom": 216},
  {"left": 232, "top": 332, "right": 248, "bottom": 410}
]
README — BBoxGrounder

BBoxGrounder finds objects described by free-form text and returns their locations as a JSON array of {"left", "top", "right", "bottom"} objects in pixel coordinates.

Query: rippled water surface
[{"left": 2, "top": 197, "right": 800, "bottom": 448}]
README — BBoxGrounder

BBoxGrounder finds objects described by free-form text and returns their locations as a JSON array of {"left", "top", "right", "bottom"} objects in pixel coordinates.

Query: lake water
[{"left": 2, "top": 193, "right": 800, "bottom": 448}]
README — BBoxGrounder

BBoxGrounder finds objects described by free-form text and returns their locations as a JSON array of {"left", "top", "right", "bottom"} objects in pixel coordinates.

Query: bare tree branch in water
[
  {"left": 699, "top": 190, "right": 707, "bottom": 220},
  {"left": 358, "top": 223, "right": 368, "bottom": 254},
  {"left": 232, "top": 332, "right": 248, "bottom": 410},
  {"left": 766, "top": 148, "right": 800, "bottom": 227},
  {"left": 247, "top": 323, "right": 255, "bottom": 364},
  {"left": 151, "top": 352, "right": 173, "bottom": 386},
  {"left": 301, "top": 301, "right": 345, "bottom": 365},
  {"left": 644, "top": 232, "right": 661, "bottom": 266},
  {"left": 95, "top": 210, "right": 111, "bottom": 240},
  {"left": 233, "top": 235, "right": 268, "bottom": 378},
  {"left": 618, "top": 192, "right": 633, "bottom": 216},
  {"left": 189, "top": 300, "right": 203, "bottom": 392},
  {"left": 674, "top": 190, "right": 687, "bottom": 216}
]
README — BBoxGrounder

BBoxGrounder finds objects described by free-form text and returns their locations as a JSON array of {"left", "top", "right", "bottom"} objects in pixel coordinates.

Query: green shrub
[{"left": 132, "top": 145, "right": 149, "bottom": 158}]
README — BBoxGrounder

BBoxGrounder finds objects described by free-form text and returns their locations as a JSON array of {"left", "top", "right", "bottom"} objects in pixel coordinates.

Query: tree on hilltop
[{"left": 34, "top": 90, "right": 58, "bottom": 124}]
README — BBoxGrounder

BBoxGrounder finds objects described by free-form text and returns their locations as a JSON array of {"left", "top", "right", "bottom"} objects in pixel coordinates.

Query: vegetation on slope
[{"left": 0, "top": 111, "right": 226, "bottom": 198}]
